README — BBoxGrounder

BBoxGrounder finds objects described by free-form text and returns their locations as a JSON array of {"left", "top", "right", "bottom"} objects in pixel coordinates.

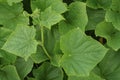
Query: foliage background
[{"left": 0, "top": 0, "right": 120, "bottom": 80}]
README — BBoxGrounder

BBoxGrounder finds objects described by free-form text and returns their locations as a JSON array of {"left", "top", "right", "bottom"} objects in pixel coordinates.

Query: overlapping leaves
[{"left": 1, "top": 0, "right": 120, "bottom": 80}]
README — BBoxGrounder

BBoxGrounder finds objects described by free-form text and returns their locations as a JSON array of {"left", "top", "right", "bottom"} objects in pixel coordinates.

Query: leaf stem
[
  {"left": 41, "top": 26, "right": 44, "bottom": 44},
  {"left": 42, "top": 44, "right": 51, "bottom": 59},
  {"left": 40, "top": 25, "right": 51, "bottom": 60}
]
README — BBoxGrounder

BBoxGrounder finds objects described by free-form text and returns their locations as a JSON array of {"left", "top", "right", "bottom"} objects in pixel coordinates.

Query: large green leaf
[
  {"left": 86, "top": 0, "right": 112, "bottom": 9},
  {"left": 64, "top": 2, "right": 88, "bottom": 31},
  {"left": 95, "top": 21, "right": 120, "bottom": 51},
  {"left": 60, "top": 28, "right": 108, "bottom": 76},
  {"left": 31, "top": 0, "right": 67, "bottom": 14},
  {"left": 40, "top": 7, "right": 64, "bottom": 29},
  {"left": 2, "top": 24, "right": 38, "bottom": 60},
  {"left": 68, "top": 72, "right": 105, "bottom": 80},
  {"left": 0, "top": 65, "right": 21, "bottom": 80},
  {"left": 15, "top": 58, "right": 33, "bottom": 80},
  {"left": 0, "top": 3, "right": 29, "bottom": 30},
  {"left": 99, "top": 49, "right": 120, "bottom": 80},
  {"left": 33, "top": 62, "right": 63, "bottom": 80}
]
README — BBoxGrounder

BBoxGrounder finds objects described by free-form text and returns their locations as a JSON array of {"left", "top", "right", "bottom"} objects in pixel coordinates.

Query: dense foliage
[{"left": 0, "top": 0, "right": 120, "bottom": 80}]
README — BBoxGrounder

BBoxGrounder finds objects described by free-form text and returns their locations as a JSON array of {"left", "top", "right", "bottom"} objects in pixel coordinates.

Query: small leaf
[
  {"left": 31, "top": 0, "right": 67, "bottom": 14},
  {"left": 60, "top": 28, "right": 108, "bottom": 76},
  {"left": 2, "top": 24, "right": 38, "bottom": 60},
  {"left": 41, "top": 7, "right": 64, "bottom": 29}
]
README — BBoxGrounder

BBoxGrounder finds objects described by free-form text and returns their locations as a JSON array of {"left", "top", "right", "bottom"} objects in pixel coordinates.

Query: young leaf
[
  {"left": 31, "top": 0, "right": 67, "bottom": 14},
  {"left": 2, "top": 24, "right": 38, "bottom": 60},
  {"left": 41, "top": 7, "right": 64, "bottom": 29},
  {"left": 60, "top": 28, "right": 108, "bottom": 76}
]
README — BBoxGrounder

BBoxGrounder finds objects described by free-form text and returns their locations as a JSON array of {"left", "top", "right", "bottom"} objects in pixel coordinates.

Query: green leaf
[
  {"left": 51, "top": 41, "right": 63, "bottom": 67},
  {"left": 86, "top": 0, "right": 112, "bottom": 9},
  {"left": 0, "top": 3, "right": 29, "bottom": 30},
  {"left": 105, "top": 10, "right": 120, "bottom": 31},
  {"left": 0, "top": 50, "right": 16, "bottom": 65},
  {"left": 0, "top": 28, "right": 16, "bottom": 65},
  {"left": 0, "top": 27, "right": 11, "bottom": 48},
  {"left": 40, "top": 7, "right": 64, "bottom": 29},
  {"left": 64, "top": 2, "right": 88, "bottom": 31},
  {"left": 73, "top": 0, "right": 86, "bottom": 2},
  {"left": 2, "top": 24, "right": 38, "bottom": 60},
  {"left": 60, "top": 28, "right": 108, "bottom": 76},
  {"left": 31, "top": 46, "right": 48, "bottom": 63},
  {"left": 105, "top": 0, "right": 120, "bottom": 31},
  {"left": 86, "top": 7, "right": 105, "bottom": 30},
  {"left": 33, "top": 62, "right": 63, "bottom": 80},
  {"left": 0, "top": 65, "right": 21, "bottom": 80},
  {"left": 111, "top": 0, "right": 120, "bottom": 12},
  {"left": 95, "top": 21, "right": 120, "bottom": 51},
  {"left": 43, "top": 26, "right": 63, "bottom": 66},
  {"left": 31, "top": 0, "right": 67, "bottom": 14},
  {"left": 27, "top": 77, "right": 36, "bottom": 80},
  {"left": 59, "top": 21, "right": 75, "bottom": 35},
  {"left": 99, "top": 49, "right": 120, "bottom": 80},
  {"left": 15, "top": 58, "right": 33, "bottom": 79},
  {"left": 68, "top": 72, "right": 105, "bottom": 80},
  {"left": 7, "top": 0, "right": 22, "bottom": 6}
]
